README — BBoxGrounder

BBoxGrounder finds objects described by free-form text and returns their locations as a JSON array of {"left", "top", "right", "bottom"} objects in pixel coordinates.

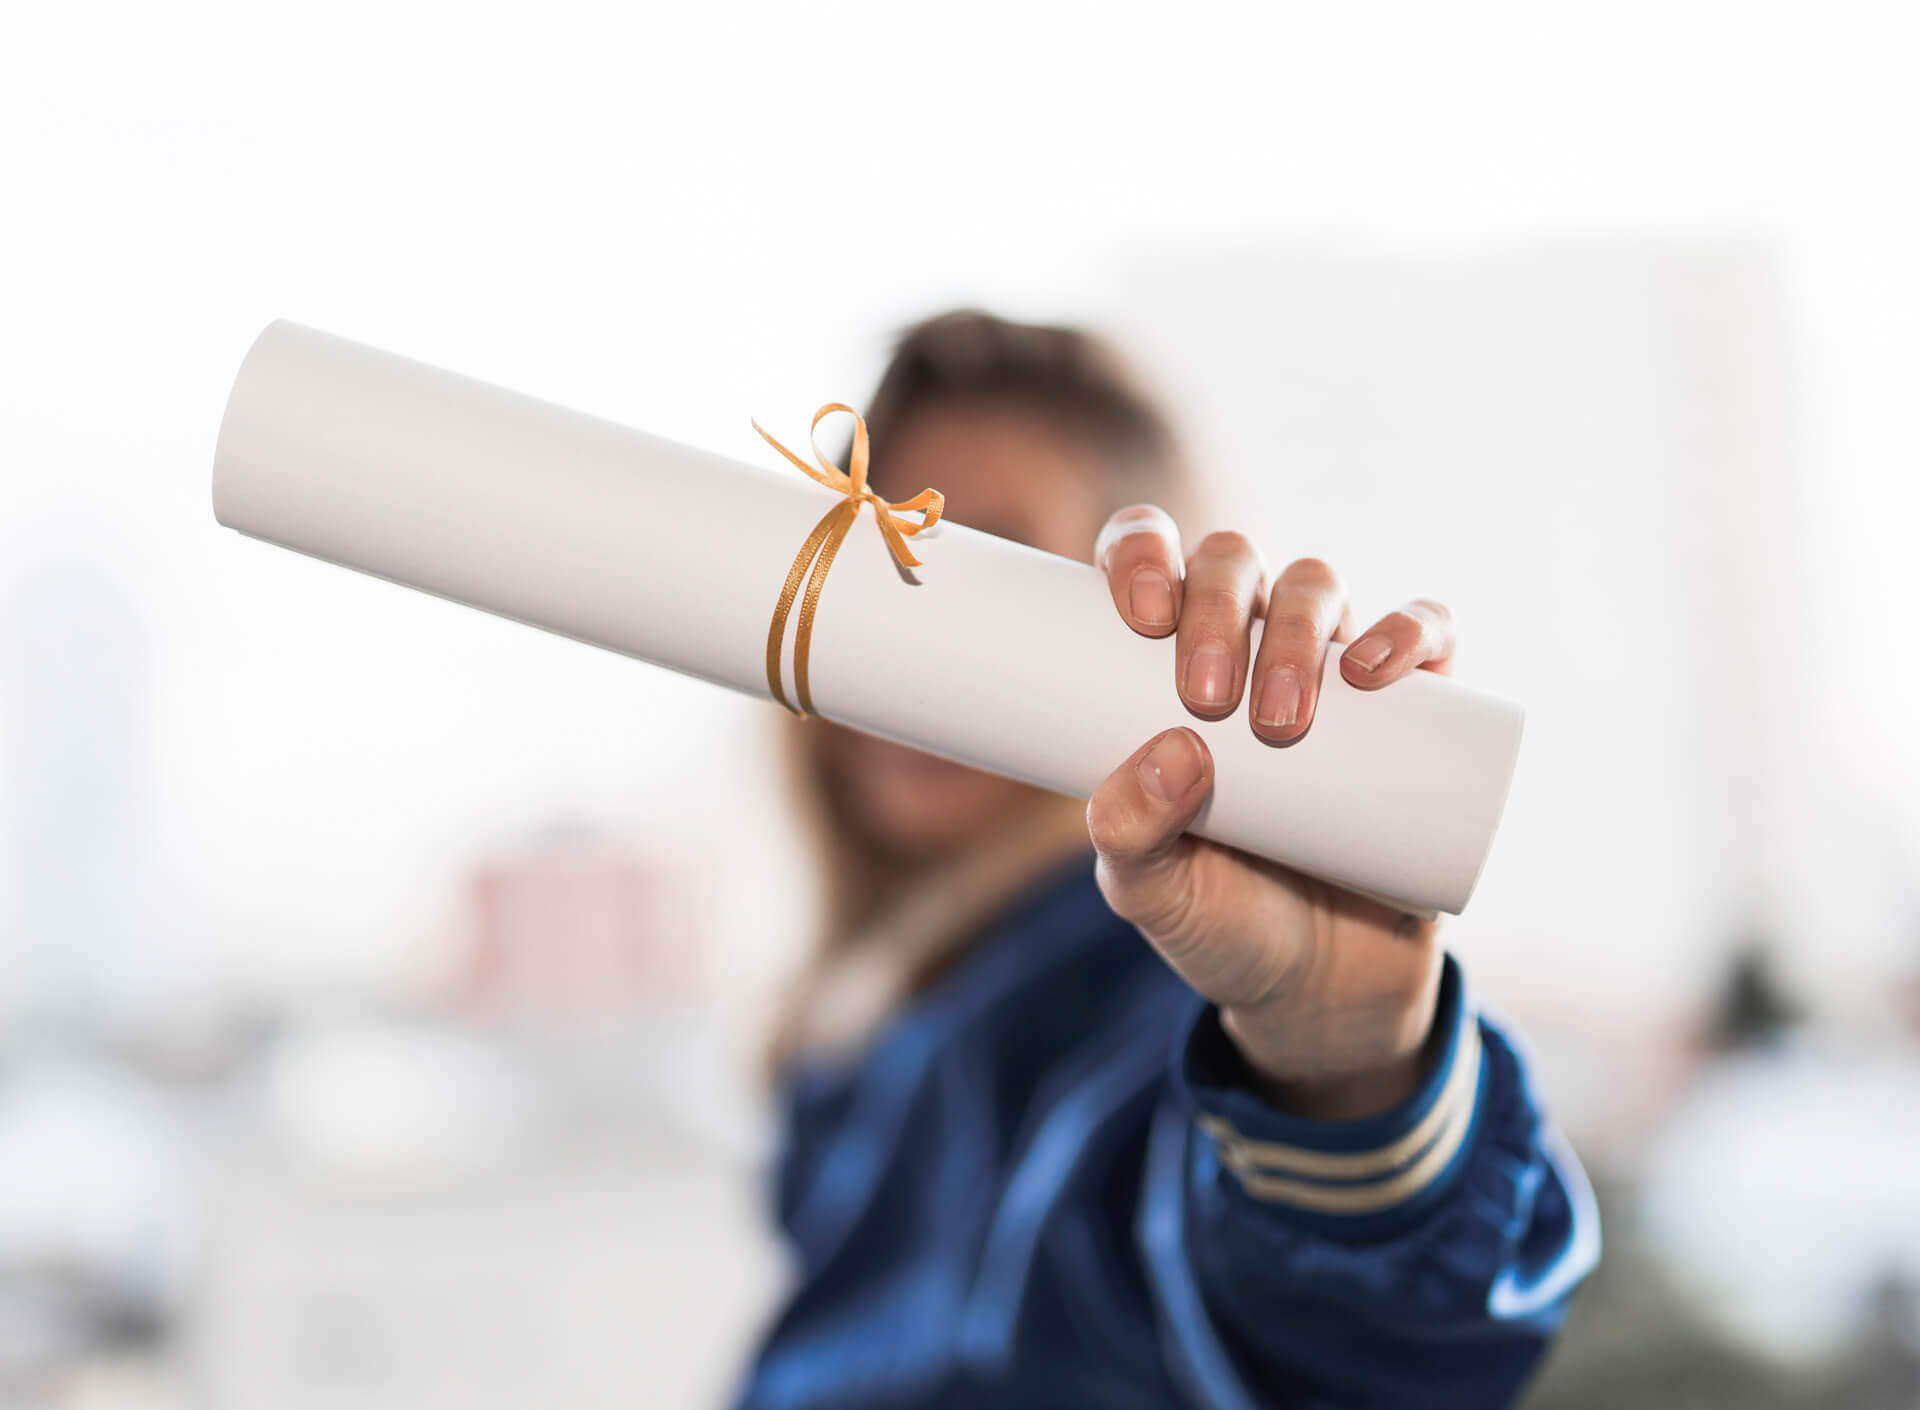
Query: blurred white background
[{"left": 3, "top": 2, "right": 1919, "bottom": 1406}]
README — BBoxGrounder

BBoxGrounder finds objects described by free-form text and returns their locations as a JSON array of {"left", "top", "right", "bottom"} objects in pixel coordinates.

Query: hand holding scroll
[{"left": 1086, "top": 506, "right": 1457, "bottom": 1122}]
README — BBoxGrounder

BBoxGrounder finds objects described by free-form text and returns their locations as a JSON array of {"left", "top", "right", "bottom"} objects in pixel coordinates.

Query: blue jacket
[{"left": 737, "top": 859, "right": 1598, "bottom": 1410}]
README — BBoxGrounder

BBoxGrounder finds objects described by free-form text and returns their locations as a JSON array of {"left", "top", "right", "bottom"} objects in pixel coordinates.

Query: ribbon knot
[{"left": 753, "top": 403, "right": 944, "bottom": 716}]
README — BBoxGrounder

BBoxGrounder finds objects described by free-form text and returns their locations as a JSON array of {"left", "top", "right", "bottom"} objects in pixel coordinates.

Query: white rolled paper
[{"left": 212, "top": 321, "right": 1523, "bottom": 916}]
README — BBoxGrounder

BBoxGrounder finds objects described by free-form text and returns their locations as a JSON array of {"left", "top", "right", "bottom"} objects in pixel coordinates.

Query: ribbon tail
[
  {"left": 874, "top": 512, "right": 922, "bottom": 569},
  {"left": 791, "top": 500, "right": 860, "bottom": 716},
  {"left": 765, "top": 503, "right": 849, "bottom": 714}
]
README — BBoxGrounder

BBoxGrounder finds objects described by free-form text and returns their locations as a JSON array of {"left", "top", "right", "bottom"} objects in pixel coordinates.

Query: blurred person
[{"left": 739, "top": 312, "right": 1596, "bottom": 1410}]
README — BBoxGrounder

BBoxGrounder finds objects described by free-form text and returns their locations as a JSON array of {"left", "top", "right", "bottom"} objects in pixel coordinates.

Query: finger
[
  {"left": 1248, "top": 557, "right": 1349, "bottom": 742},
  {"left": 1339, "top": 598, "right": 1456, "bottom": 688},
  {"left": 1086, "top": 728, "right": 1212, "bottom": 938},
  {"left": 1094, "top": 504, "right": 1185, "bottom": 638},
  {"left": 1176, "top": 531, "right": 1267, "bottom": 718}
]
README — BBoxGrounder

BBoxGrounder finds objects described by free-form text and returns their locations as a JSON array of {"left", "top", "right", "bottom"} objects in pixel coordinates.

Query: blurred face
[{"left": 819, "top": 403, "right": 1108, "bottom": 858}]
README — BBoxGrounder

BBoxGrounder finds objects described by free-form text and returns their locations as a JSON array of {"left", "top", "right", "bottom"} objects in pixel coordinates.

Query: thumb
[{"left": 1087, "top": 728, "right": 1212, "bottom": 941}]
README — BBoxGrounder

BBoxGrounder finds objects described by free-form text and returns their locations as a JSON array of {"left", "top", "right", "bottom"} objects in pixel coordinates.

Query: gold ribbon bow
[{"left": 753, "top": 403, "right": 944, "bottom": 716}]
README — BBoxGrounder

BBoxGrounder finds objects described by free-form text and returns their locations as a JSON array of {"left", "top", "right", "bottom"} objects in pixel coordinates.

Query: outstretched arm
[{"left": 1087, "top": 505, "right": 1598, "bottom": 1406}]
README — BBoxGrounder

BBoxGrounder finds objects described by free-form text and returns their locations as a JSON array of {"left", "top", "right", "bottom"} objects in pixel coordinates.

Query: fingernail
[
  {"left": 1129, "top": 569, "right": 1175, "bottom": 629},
  {"left": 1347, "top": 635, "right": 1393, "bottom": 672},
  {"left": 1184, "top": 644, "right": 1234, "bottom": 710},
  {"left": 1254, "top": 666, "right": 1303, "bottom": 730},
  {"left": 1138, "top": 729, "right": 1205, "bottom": 802}
]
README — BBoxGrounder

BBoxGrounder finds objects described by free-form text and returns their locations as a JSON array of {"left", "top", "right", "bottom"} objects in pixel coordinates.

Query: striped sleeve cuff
[{"left": 1175, "top": 954, "right": 1486, "bottom": 1231}]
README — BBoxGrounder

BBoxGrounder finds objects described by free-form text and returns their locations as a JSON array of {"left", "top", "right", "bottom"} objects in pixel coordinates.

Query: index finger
[{"left": 1094, "top": 504, "right": 1185, "bottom": 638}]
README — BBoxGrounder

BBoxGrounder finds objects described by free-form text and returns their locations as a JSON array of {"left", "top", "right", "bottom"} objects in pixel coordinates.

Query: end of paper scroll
[
  {"left": 1450, "top": 703, "right": 1526, "bottom": 916},
  {"left": 211, "top": 319, "right": 298, "bottom": 531}
]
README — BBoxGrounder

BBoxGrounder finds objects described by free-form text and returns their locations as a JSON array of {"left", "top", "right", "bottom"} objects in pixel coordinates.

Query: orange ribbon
[{"left": 753, "top": 403, "right": 944, "bottom": 716}]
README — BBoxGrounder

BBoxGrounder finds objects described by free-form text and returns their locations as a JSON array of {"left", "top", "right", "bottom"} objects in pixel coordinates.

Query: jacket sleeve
[{"left": 1137, "top": 954, "right": 1600, "bottom": 1409}]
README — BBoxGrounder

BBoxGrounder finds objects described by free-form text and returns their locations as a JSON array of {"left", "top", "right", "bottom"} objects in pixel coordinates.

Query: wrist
[
  {"left": 1178, "top": 957, "right": 1486, "bottom": 1227},
  {"left": 1222, "top": 1010, "right": 1438, "bottom": 1120},
  {"left": 1220, "top": 969, "right": 1445, "bottom": 1122}
]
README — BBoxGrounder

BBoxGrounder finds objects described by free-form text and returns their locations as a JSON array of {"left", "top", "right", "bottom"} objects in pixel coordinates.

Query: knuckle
[
  {"left": 1406, "top": 599, "right": 1453, "bottom": 649},
  {"left": 1085, "top": 791, "right": 1149, "bottom": 858},
  {"left": 1108, "top": 529, "right": 1171, "bottom": 567},
  {"left": 1095, "top": 508, "right": 1179, "bottom": 571},
  {"left": 1196, "top": 529, "right": 1258, "bottom": 563},
  {"left": 1185, "top": 583, "right": 1252, "bottom": 621},
  {"left": 1096, "top": 856, "right": 1197, "bottom": 937},
  {"left": 1380, "top": 609, "right": 1423, "bottom": 642},
  {"left": 1084, "top": 794, "right": 1124, "bottom": 852},
  {"left": 1261, "top": 608, "right": 1327, "bottom": 647},
  {"left": 1282, "top": 556, "right": 1343, "bottom": 593}
]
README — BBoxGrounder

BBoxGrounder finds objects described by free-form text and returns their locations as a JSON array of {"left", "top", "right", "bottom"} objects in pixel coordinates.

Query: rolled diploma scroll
[{"left": 212, "top": 321, "right": 1523, "bottom": 916}]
